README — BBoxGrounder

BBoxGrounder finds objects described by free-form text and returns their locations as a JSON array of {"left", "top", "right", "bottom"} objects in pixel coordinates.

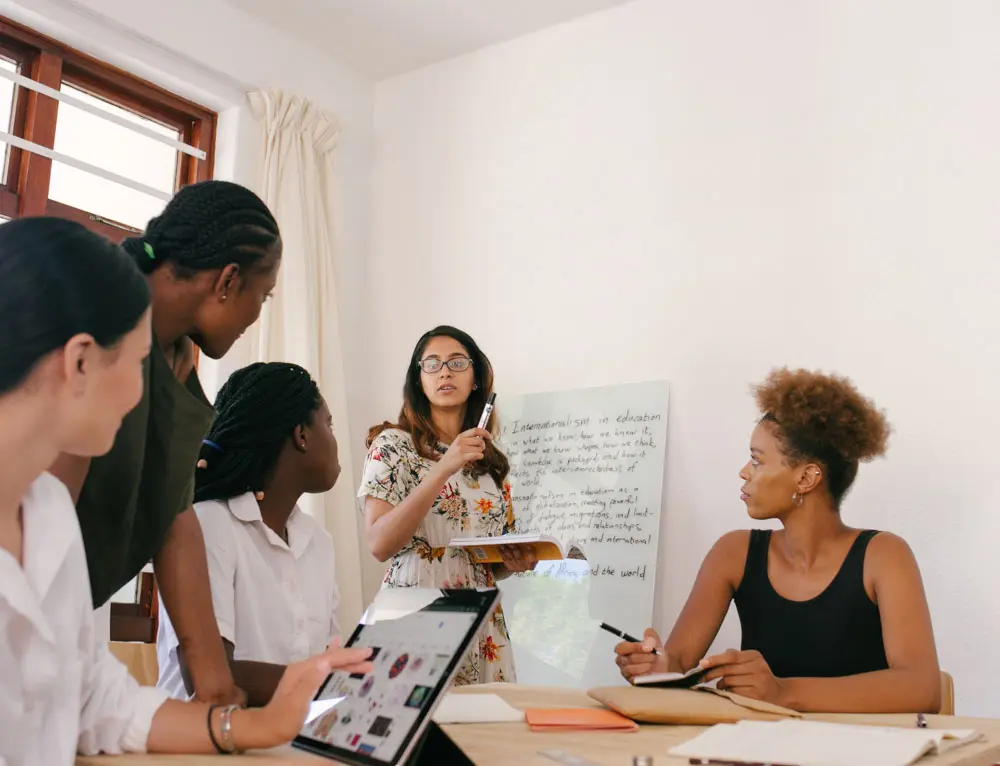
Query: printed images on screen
[
  {"left": 359, "top": 676, "right": 374, "bottom": 698},
  {"left": 358, "top": 743, "right": 375, "bottom": 755},
  {"left": 411, "top": 655, "right": 425, "bottom": 673},
  {"left": 428, "top": 653, "right": 450, "bottom": 679},
  {"left": 387, "top": 686, "right": 406, "bottom": 707},
  {"left": 389, "top": 653, "right": 410, "bottom": 679},
  {"left": 368, "top": 716, "right": 393, "bottom": 737},
  {"left": 405, "top": 686, "right": 432, "bottom": 710},
  {"left": 312, "top": 710, "right": 338, "bottom": 741}
]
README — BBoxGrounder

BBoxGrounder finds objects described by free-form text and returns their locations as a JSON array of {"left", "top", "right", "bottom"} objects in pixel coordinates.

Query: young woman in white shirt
[
  {"left": 0, "top": 218, "right": 372, "bottom": 765},
  {"left": 158, "top": 362, "right": 343, "bottom": 706}
]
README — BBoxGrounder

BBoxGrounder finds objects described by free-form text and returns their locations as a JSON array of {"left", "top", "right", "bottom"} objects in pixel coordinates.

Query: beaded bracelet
[
  {"left": 219, "top": 704, "right": 243, "bottom": 754},
  {"left": 206, "top": 704, "right": 225, "bottom": 754}
]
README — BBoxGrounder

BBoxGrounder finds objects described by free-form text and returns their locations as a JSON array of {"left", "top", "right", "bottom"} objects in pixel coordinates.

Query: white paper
[
  {"left": 670, "top": 719, "right": 982, "bottom": 766},
  {"left": 494, "top": 381, "right": 670, "bottom": 690},
  {"left": 431, "top": 693, "right": 525, "bottom": 724}
]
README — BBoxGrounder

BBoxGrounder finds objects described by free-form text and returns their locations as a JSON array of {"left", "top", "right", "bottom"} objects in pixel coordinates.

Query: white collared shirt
[
  {"left": 157, "top": 492, "right": 340, "bottom": 699},
  {"left": 0, "top": 473, "right": 169, "bottom": 765}
]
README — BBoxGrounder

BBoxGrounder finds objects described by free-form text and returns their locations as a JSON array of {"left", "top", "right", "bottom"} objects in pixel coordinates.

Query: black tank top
[{"left": 733, "top": 529, "right": 889, "bottom": 679}]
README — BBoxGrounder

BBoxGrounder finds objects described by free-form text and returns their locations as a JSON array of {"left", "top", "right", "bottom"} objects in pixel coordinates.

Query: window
[
  {"left": 0, "top": 16, "right": 215, "bottom": 242},
  {"left": 0, "top": 18, "right": 215, "bottom": 619}
]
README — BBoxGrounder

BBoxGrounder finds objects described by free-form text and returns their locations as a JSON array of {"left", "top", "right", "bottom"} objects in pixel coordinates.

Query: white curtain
[{"left": 238, "top": 88, "right": 363, "bottom": 628}]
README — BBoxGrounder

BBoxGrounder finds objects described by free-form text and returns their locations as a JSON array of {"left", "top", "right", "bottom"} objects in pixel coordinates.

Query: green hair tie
[{"left": 143, "top": 242, "right": 155, "bottom": 260}]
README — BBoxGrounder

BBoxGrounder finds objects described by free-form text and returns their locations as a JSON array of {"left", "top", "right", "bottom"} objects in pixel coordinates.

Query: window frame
[{"left": 0, "top": 16, "right": 216, "bottom": 242}]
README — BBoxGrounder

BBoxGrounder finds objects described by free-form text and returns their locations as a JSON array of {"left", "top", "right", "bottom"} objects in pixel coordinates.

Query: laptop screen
[{"left": 294, "top": 588, "right": 498, "bottom": 765}]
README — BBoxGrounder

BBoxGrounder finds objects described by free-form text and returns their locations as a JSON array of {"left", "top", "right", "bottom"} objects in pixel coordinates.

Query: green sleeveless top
[{"left": 76, "top": 338, "right": 215, "bottom": 607}]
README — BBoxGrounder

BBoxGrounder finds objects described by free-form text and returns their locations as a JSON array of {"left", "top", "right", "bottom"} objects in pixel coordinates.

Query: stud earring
[{"left": 255, "top": 490, "right": 265, "bottom": 502}]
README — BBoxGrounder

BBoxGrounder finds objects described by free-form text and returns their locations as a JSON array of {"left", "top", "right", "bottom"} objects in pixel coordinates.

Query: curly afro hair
[{"left": 753, "top": 368, "right": 891, "bottom": 506}]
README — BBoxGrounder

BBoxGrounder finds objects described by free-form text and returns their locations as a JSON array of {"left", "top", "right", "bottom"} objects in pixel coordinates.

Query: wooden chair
[
  {"left": 940, "top": 670, "right": 955, "bottom": 715},
  {"left": 108, "top": 641, "right": 159, "bottom": 686},
  {"left": 109, "top": 570, "right": 160, "bottom": 686},
  {"left": 110, "top": 570, "right": 158, "bottom": 643}
]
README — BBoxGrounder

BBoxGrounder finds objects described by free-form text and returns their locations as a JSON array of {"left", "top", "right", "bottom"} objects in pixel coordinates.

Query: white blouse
[
  {"left": 157, "top": 493, "right": 340, "bottom": 699},
  {"left": 0, "top": 473, "right": 168, "bottom": 766}
]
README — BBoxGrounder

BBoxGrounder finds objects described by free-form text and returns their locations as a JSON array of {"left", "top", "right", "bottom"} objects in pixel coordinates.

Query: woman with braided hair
[
  {"left": 49, "top": 180, "right": 283, "bottom": 706},
  {"left": 615, "top": 369, "right": 941, "bottom": 714},
  {"left": 156, "top": 362, "right": 343, "bottom": 707}
]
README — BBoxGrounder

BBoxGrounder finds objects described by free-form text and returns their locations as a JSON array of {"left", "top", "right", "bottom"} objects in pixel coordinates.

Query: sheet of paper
[
  {"left": 670, "top": 719, "right": 981, "bottom": 766},
  {"left": 494, "top": 381, "right": 670, "bottom": 689}
]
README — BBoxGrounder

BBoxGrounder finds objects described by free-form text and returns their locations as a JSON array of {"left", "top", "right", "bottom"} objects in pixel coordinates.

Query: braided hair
[
  {"left": 195, "top": 362, "right": 321, "bottom": 503},
  {"left": 120, "top": 181, "right": 280, "bottom": 277}
]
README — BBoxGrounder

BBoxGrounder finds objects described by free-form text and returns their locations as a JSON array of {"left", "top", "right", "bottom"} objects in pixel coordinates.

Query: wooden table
[{"left": 77, "top": 684, "right": 1000, "bottom": 766}]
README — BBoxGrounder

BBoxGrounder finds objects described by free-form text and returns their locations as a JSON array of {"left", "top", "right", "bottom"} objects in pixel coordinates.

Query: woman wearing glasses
[{"left": 360, "top": 326, "right": 536, "bottom": 685}]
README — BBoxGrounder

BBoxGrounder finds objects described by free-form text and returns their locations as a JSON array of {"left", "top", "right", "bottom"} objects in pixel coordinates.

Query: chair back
[
  {"left": 110, "top": 571, "right": 158, "bottom": 643},
  {"left": 939, "top": 670, "right": 955, "bottom": 715}
]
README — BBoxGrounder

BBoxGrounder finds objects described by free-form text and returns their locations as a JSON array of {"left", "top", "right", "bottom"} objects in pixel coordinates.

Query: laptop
[{"left": 293, "top": 587, "right": 500, "bottom": 765}]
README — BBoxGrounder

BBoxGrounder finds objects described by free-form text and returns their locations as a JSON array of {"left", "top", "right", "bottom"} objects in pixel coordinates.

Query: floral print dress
[{"left": 358, "top": 428, "right": 517, "bottom": 685}]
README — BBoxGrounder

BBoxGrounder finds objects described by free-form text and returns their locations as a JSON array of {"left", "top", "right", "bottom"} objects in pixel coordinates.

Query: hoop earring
[{"left": 792, "top": 492, "right": 804, "bottom": 507}]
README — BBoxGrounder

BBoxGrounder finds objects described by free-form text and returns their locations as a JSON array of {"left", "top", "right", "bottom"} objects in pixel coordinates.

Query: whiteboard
[{"left": 494, "top": 381, "right": 670, "bottom": 689}]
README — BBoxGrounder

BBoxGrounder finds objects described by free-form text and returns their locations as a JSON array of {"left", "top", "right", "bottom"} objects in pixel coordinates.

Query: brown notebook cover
[{"left": 587, "top": 685, "right": 801, "bottom": 725}]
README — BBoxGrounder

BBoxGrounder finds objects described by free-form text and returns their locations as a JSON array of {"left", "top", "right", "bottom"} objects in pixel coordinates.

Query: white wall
[{"left": 371, "top": 0, "right": 1000, "bottom": 714}]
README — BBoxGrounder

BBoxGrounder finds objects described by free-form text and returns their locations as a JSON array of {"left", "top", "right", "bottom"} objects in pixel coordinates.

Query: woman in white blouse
[
  {"left": 158, "top": 362, "right": 343, "bottom": 705},
  {"left": 0, "top": 218, "right": 371, "bottom": 765}
]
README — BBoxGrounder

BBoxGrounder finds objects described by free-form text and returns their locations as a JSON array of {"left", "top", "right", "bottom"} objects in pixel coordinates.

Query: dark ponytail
[
  {"left": 0, "top": 217, "right": 150, "bottom": 395},
  {"left": 121, "top": 180, "right": 280, "bottom": 277},
  {"left": 195, "top": 362, "right": 321, "bottom": 503}
]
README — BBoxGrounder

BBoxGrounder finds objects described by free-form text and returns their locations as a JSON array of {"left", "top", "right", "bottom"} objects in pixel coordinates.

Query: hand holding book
[
  {"left": 496, "top": 543, "right": 539, "bottom": 572},
  {"left": 447, "top": 533, "right": 588, "bottom": 564}
]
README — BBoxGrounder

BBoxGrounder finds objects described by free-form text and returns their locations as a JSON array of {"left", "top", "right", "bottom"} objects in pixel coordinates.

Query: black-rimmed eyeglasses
[{"left": 417, "top": 357, "right": 473, "bottom": 374}]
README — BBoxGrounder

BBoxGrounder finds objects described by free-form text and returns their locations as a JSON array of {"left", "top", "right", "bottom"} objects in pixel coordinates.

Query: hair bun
[
  {"left": 753, "top": 368, "right": 891, "bottom": 463},
  {"left": 120, "top": 237, "right": 158, "bottom": 275}
]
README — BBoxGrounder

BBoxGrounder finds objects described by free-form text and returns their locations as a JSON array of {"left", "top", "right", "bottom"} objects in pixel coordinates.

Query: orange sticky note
[{"left": 524, "top": 708, "right": 639, "bottom": 732}]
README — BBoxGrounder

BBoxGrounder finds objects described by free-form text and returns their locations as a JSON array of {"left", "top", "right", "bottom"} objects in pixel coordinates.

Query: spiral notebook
[{"left": 632, "top": 665, "right": 710, "bottom": 688}]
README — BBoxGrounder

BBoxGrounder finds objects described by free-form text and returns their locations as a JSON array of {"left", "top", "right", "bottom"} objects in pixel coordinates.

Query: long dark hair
[
  {"left": 0, "top": 217, "right": 150, "bottom": 396},
  {"left": 195, "top": 362, "right": 321, "bottom": 503},
  {"left": 367, "top": 325, "right": 509, "bottom": 487},
  {"left": 120, "top": 180, "right": 280, "bottom": 278}
]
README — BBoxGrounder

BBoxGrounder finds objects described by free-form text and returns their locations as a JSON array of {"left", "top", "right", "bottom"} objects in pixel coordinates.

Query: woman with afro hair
[{"left": 614, "top": 369, "right": 941, "bottom": 713}]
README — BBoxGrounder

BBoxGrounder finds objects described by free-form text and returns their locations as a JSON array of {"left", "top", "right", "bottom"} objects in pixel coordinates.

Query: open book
[
  {"left": 447, "top": 533, "right": 587, "bottom": 564},
  {"left": 633, "top": 665, "right": 710, "bottom": 688},
  {"left": 670, "top": 719, "right": 982, "bottom": 766}
]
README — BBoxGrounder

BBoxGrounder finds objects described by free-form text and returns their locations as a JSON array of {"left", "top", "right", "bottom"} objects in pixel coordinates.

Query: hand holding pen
[{"left": 610, "top": 626, "right": 669, "bottom": 681}]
